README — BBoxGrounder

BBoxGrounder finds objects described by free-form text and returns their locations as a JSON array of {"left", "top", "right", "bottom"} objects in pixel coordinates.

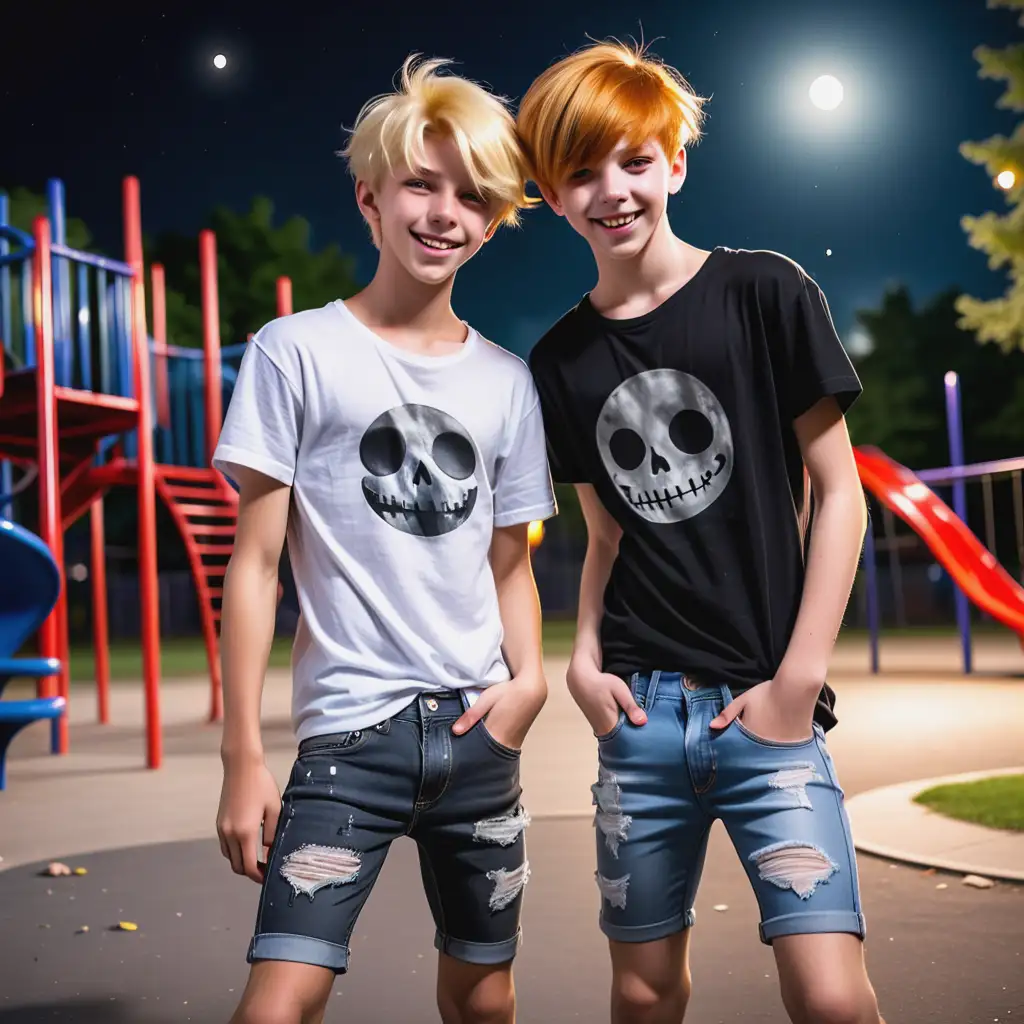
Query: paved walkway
[
  {"left": 846, "top": 766, "right": 1024, "bottom": 881},
  {"left": 2, "top": 633, "right": 1023, "bottom": 881}
]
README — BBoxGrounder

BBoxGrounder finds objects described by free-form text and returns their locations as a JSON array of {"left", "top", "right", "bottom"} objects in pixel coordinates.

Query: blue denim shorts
[
  {"left": 593, "top": 671, "right": 867, "bottom": 945},
  {"left": 248, "top": 691, "right": 528, "bottom": 974}
]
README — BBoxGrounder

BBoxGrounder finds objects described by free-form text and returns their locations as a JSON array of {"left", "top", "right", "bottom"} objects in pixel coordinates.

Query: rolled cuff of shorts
[
  {"left": 599, "top": 908, "right": 695, "bottom": 944},
  {"left": 434, "top": 929, "right": 521, "bottom": 965},
  {"left": 248, "top": 932, "right": 350, "bottom": 973},
  {"left": 759, "top": 910, "right": 867, "bottom": 945}
]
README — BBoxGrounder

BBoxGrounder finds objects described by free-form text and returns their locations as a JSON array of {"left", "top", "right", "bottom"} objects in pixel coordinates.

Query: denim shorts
[
  {"left": 248, "top": 691, "right": 528, "bottom": 974},
  {"left": 593, "top": 671, "right": 867, "bottom": 945}
]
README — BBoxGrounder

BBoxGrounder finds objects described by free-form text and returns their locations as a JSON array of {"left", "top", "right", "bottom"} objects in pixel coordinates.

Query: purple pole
[
  {"left": 944, "top": 371, "right": 972, "bottom": 674},
  {"left": 863, "top": 501, "right": 880, "bottom": 674}
]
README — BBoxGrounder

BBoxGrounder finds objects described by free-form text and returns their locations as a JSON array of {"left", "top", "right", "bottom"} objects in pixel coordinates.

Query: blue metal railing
[{"left": 1, "top": 178, "right": 250, "bottom": 518}]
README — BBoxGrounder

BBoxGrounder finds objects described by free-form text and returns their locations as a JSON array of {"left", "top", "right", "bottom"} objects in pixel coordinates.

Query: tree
[
  {"left": 847, "top": 284, "right": 1024, "bottom": 468},
  {"left": 147, "top": 198, "right": 361, "bottom": 348},
  {"left": 0, "top": 185, "right": 92, "bottom": 250},
  {"left": 958, "top": 0, "right": 1024, "bottom": 351}
]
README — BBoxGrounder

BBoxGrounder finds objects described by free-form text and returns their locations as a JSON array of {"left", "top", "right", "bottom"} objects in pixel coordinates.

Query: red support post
[
  {"left": 90, "top": 490, "right": 110, "bottom": 725},
  {"left": 32, "top": 216, "right": 69, "bottom": 752},
  {"left": 123, "top": 176, "right": 163, "bottom": 770},
  {"left": 276, "top": 276, "right": 293, "bottom": 317},
  {"left": 199, "top": 231, "right": 222, "bottom": 468},
  {"left": 151, "top": 264, "right": 170, "bottom": 430}
]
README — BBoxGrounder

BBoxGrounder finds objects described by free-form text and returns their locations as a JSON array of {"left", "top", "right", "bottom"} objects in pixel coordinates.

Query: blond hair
[
  {"left": 517, "top": 40, "right": 708, "bottom": 195},
  {"left": 340, "top": 55, "right": 535, "bottom": 230}
]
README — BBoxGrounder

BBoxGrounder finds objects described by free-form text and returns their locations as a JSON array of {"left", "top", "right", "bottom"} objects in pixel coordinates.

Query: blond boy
[
  {"left": 519, "top": 41, "right": 884, "bottom": 1024},
  {"left": 213, "top": 56, "right": 555, "bottom": 1024}
]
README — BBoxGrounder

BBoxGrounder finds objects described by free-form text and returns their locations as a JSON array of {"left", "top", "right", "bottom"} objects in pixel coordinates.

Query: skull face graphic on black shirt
[
  {"left": 359, "top": 404, "right": 478, "bottom": 537},
  {"left": 596, "top": 369, "right": 733, "bottom": 524}
]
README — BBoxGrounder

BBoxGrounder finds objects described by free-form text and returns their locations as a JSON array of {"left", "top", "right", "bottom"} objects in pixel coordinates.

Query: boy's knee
[
  {"left": 788, "top": 981, "right": 880, "bottom": 1024},
  {"left": 438, "top": 966, "right": 515, "bottom": 1024},
  {"left": 612, "top": 969, "right": 690, "bottom": 1021},
  {"left": 230, "top": 963, "right": 332, "bottom": 1024}
]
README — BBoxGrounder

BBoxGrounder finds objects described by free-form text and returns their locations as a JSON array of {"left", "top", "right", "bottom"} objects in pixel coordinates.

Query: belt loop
[
  {"left": 718, "top": 683, "right": 733, "bottom": 708},
  {"left": 646, "top": 670, "right": 662, "bottom": 708}
]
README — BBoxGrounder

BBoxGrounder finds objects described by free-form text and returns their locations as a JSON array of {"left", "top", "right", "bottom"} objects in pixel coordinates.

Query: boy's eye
[
  {"left": 406, "top": 179, "right": 429, "bottom": 190},
  {"left": 625, "top": 158, "right": 652, "bottom": 170},
  {"left": 569, "top": 168, "right": 591, "bottom": 181},
  {"left": 463, "top": 192, "right": 484, "bottom": 204}
]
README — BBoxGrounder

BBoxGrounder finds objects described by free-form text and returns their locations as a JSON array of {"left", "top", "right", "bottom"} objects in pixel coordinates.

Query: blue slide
[{"left": 0, "top": 519, "right": 65, "bottom": 790}]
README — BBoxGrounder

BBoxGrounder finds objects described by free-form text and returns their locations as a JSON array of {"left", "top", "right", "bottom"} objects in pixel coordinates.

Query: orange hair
[{"left": 517, "top": 40, "right": 707, "bottom": 194}]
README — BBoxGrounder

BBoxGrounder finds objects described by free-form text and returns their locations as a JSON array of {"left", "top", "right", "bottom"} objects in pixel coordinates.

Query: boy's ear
[
  {"left": 355, "top": 179, "right": 382, "bottom": 248},
  {"left": 668, "top": 148, "right": 688, "bottom": 195},
  {"left": 537, "top": 182, "right": 566, "bottom": 217}
]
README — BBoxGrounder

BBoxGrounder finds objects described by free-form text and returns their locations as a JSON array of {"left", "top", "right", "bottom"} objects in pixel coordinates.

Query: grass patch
[
  {"left": 914, "top": 775, "right": 1024, "bottom": 832},
  {"left": 67, "top": 636, "right": 295, "bottom": 685},
  {"left": 58, "top": 620, "right": 1000, "bottom": 686},
  {"left": 61, "top": 622, "right": 579, "bottom": 685}
]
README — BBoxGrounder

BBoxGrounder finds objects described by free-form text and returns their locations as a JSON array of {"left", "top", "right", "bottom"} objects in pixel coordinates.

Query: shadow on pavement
[{"left": 0, "top": 1001, "right": 154, "bottom": 1023}]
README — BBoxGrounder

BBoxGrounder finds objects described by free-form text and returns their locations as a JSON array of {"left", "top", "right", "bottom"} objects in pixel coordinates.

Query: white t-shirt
[{"left": 212, "top": 299, "right": 556, "bottom": 742}]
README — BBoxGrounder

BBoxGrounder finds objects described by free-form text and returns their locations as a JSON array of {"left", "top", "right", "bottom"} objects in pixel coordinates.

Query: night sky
[{"left": 3, "top": 0, "right": 1019, "bottom": 358}]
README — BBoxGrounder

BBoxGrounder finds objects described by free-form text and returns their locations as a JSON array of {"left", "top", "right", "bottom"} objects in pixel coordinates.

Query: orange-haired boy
[{"left": 519, "top": 41, "right": 884, "bottom": 1024}]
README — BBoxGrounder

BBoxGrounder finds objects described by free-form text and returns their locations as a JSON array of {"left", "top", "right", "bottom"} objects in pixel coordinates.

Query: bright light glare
[
  {"left": 528, "top": 520, "right": 545, "bottom": 549},
  {"left": 997, "top": 169, "right": 1016, "bottom": 190},
  {"left": 213, "top": 53, "right": 227, "bottom": 70},
  {"left": 809, "top": 75, "right": 844, "bottom": 111}
]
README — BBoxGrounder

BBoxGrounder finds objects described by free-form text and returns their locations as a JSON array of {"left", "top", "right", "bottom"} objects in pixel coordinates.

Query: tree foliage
[
  {"left": 958, "top": 0, "right": 1024, "bottom": 350},
  {"left": 146, "top": 198, "right": 361, "bottom": 348}
]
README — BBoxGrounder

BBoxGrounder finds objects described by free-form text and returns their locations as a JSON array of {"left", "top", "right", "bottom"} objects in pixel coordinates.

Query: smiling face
[
  {"left": 540, "top": 137, "right": 686, "bottom": 263},
  {"left": 356, "top": 132, "right": 498, "bottom": 287}
]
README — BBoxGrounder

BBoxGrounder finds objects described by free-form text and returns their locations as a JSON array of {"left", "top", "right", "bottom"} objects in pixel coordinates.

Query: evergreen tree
[{"left": 958, "top": 0, "right": 1024, "bottom": 351}]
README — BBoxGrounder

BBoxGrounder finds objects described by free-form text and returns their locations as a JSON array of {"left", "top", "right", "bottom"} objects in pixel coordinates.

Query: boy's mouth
[
  {"left": 593, "top": 211, "right": 641, "bottom": 230},
  {"left": 410, "top": 230, "right": 463, "bottom": 252}
]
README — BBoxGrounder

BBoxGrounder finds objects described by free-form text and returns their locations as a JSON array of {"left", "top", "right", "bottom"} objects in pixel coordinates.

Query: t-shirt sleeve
[
  {"left": 212, "top": 338, "right": 303, "bottom": 487},
  {"left": 492, "top": 380, "right": 558, "bottom": 529},
  {"left": 528, "top": 347, "right": 588, "bottom": 485},
  {"left": 767, "top": 259, "right": 863, "bottom": 421}
]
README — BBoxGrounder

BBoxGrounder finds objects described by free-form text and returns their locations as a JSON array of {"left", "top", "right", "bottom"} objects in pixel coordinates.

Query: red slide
[{"left": 853, "top": 445, "right": 1024, "bottom": 640}]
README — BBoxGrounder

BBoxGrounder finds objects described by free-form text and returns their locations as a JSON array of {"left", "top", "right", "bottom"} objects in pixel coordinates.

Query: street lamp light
[{"left": 996, "top": 169, "right": 1016, "bottom": 190}]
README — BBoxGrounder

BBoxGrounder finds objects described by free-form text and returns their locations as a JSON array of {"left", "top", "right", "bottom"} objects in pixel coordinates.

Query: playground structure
[
  {"left": 855, "top": 371, "right": 1024, "bottom": 674},
  {"left": 0, "top": 176, "right": 293, "bottom": 773},
  {"left": 0, "top": 174, "right": 1023, "bottom": 787}
]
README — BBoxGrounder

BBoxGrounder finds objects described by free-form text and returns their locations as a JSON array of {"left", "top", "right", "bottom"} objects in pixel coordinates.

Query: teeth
[
  {"left": 416, "top": 234, "right": 459, "bottom": 250},
  {"left": 600, "top": 213, "right": 639, "bottom": 228}
]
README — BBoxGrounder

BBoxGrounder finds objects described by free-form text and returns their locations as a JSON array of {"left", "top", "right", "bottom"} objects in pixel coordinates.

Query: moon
[
  {"left": 809, "top": 75, "right": 844, "bottom": 111},
  {"left": 213, "top": 53, "right": 227, "bottom": 70}
]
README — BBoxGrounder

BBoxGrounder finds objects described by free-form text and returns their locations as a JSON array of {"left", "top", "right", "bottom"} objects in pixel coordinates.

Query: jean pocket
[
  {"left": 477, "top": 718, "right": 522, "bottom": 760},
  {"left": 731, "top": 719, "right": 816, "bottom": 748},
  {"left": 595, "top": 709, "right": 627, "bottom": 743},
  {"left": 298, "top": 728, "right": 373, "bottom": 759}
]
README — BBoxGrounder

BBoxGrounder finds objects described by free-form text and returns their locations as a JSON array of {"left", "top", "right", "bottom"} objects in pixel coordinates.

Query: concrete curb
[{"left": 847, "top": 767, "right": 1024, "bottom": 883}]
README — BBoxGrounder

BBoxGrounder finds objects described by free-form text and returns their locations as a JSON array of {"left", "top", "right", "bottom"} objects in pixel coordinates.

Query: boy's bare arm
[
  {"left": 216, "top": 466, "right": 292, "bottom": 883},
  {"left": 572, "top": 484, "right": 621, "bottom": 664},
  {"left": 566, "top": 485, "right": 646, "bottom": 734},
  {"left": 776, "top": 397, "right": 867, "bottom": 687},
  {"left": 452, "top": 522, "right": 547, "bottom": 749},
  {"left": 712, "top": 396, "right": 866, "bottom": 737}
]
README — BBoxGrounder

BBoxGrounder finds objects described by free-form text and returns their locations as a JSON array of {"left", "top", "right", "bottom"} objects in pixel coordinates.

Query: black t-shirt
[{"left": 528, "top": 247, "right": 862, "bottom": 730}]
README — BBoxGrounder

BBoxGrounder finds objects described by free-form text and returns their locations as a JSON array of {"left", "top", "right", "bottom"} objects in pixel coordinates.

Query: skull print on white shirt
[
  {"left": 359, "top": 403, "right": 479, "bottom": 537},
  {"left": 596, "top": 368, "right": 734, "bottom": 524}
]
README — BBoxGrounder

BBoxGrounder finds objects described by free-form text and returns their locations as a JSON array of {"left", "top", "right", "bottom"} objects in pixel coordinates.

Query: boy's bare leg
[
  {"left": 774, "top": 934, "right": 884, "bottom": 1024},
  {"left": 228, "top": 960, "right": 334, "bottom": 1024},
  {"left": 608, "top": 932, "right": 692, "bottom": 1024},
  {"left": 437, "top": 954, "right": 516, "bottom": 1024}
]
